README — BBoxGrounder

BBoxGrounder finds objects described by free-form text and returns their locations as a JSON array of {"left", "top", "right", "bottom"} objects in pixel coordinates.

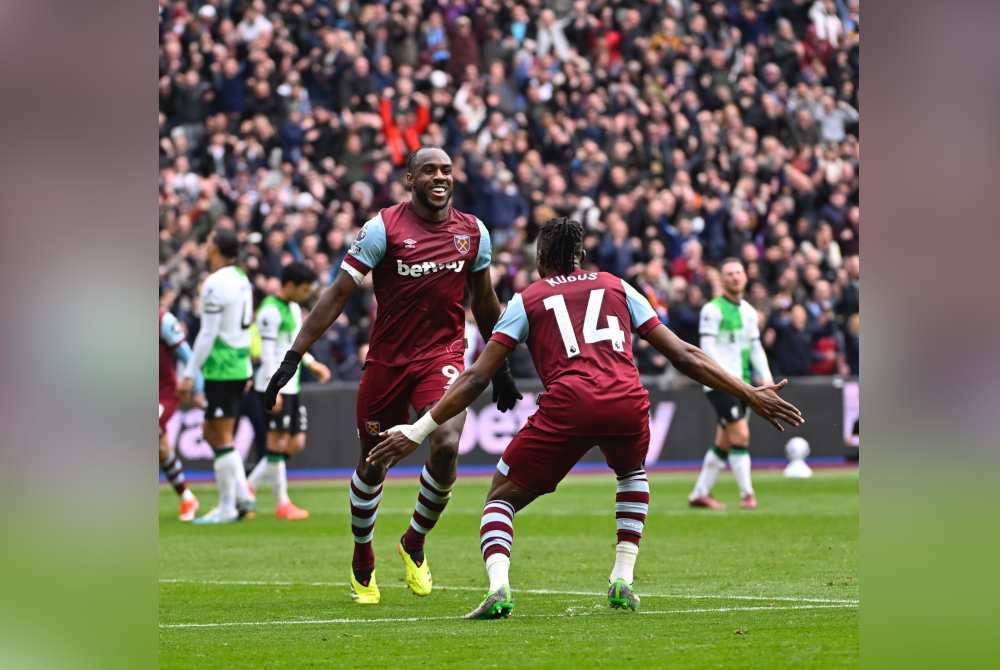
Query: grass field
[{"left": 160, "top": 468, "right": 858, "bottom": 669}]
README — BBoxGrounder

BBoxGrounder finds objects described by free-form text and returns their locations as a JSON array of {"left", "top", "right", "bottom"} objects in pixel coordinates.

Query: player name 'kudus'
[
  {"left": 544, "top": 272, "right": 599, "bottom": 287},
  {"left": 396, "top": 259, "right": 466, "bottom": 277}
]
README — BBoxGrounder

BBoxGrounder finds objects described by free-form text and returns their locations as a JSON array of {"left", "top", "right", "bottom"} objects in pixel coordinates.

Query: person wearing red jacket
[{"left": 379, "top": 89, "right": 430, "bottom": 166}]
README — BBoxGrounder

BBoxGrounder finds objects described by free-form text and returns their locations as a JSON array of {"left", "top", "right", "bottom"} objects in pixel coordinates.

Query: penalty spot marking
[
  {"left": 160, "top": 603, "right": 856, "bottom": 629},
  {"left": 160, "top": 578, "right": 858, "bottom": 605}
]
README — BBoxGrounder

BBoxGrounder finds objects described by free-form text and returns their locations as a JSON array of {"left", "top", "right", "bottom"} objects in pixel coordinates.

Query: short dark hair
[
  {"left": 406, "top": 146, "right": 449, "bottom": 172},
  {"left": 281, "top": 261, "right": 317, "bottom": 286},
  {"left": 212, "top": 227, "right": 240, "bottom": 259},
  {"left": 537, "top": 217, "right": 585, "bottom": 275}
]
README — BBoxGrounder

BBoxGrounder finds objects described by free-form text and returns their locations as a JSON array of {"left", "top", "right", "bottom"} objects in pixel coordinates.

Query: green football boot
[
  {"left": 464, "top": 586, "right": 514, "bottom": 620},
  {"left": 608, "top": 579, "right": 640, "bottom": 611}
]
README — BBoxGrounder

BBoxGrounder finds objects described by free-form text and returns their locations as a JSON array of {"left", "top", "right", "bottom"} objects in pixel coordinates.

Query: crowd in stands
[{"left": 159, "top": 0, "right": 860, "bottom": 382}]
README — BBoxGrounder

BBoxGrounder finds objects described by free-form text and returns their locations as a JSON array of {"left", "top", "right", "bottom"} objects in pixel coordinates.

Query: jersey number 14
[{"left": 543, "top": 288, "right": 625, "bottom": 358}]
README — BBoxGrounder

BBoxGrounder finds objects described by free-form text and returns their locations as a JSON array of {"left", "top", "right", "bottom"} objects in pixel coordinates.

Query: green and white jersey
[
  {"left": 185, "top": 265, "right": 253, "bottom": 381},
  {"left": 254, "top": 295, "right": 303, "bottom": 394},
  {"left": 699, "top": 296, "right": 761, "bottom": 386}
]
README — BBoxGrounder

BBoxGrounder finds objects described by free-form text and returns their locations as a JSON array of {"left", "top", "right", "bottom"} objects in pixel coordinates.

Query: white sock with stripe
[
  {"left": 691, "top": 447, "right": 728, "bottom": 499},
  {"left": 480, "top": 499, "right": 515, "bottom": 591},
  {"left": 729, "top": 447, "right": 753, "bottom": 497},
  {"left": 213, "top": 450, "right": 238, "bottom": 517},
  {"left": 350, "top": 471, "right": 383, "bottom": 544}
]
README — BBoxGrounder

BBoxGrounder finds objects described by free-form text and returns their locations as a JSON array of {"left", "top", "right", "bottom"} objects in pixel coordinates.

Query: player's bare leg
[
  {"left": 195, "top": 417, "right": 254, "bottom": 524},
  {"left": 608, "top": 468, "right": 649, "bottom": 611},
  {"left": 398, "top": 410, "right": 464, "bottom": 595},
  {"left": 159, "top": 432, "right": 198, "bottom": 521},
  {"left": 689, "top": 425, "right": 729, "bottom": 510},
  {"left": 724, "top": 419, "right": 756, "bottom": 508},
  {"left": 465, "top": 473, "right": 538, "bottom": 620}
]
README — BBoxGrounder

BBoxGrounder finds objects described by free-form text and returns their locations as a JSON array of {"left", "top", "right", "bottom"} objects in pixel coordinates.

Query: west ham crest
[
  {"left": 454, "top": 234, "right": 471, "bottom": 255},
  {"left": 365, "top": 420, "right": 381, "bottom": 436}
]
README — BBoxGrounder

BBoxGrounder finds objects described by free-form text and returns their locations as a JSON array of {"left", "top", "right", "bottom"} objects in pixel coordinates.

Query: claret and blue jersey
[
  {"left": 341, "top": 202, "right": 492, "bottom": 368},
  {"left": 489, "top": 269, "right": 664, "bottom": 435}
]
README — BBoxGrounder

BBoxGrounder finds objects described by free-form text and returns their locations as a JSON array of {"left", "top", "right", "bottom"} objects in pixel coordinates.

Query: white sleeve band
[
  {"left": 401, "top": 412, "right": 440, "bottom": 444},
  {"left": 342, "top": 262, "right": 365, "bottom": 286},
  {"left": 302, "top": 352, "right": 316, "bottom": 367}
]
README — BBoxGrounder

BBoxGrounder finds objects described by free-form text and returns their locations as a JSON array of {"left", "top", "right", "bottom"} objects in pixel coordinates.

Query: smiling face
[{"left": 405, "top": 148, "right": 453, "bottom": 214}]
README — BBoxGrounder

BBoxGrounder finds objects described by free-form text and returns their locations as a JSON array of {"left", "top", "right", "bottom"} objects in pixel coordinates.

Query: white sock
[
  {"left": 228, "top": 451, "right": 253, "bottom": 502},
  {"left": 213, "top": 453, "right": 236, "bottom": 516},
  {"left": 691, "top": 448, "right": 728, "bottom": 499},
  {"left": 485, "top": 553, "right": 510, "bottom": 592},
  {"left": 609, "top": 541, "right": 639, "bottom": 584},
  {"left": 248, "top": 457, "right": 269, "bottom": 489},
  {"left": 272, "top": 458, "right": 289, "bottom": 505},
  {"left": 729, "top": 448, "right": 754, "bottom": 497}
]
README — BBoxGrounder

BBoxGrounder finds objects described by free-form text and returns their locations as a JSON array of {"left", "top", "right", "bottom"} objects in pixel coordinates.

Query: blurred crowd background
[{"left": 158, "top": 0, "right": 860, "bottom": 382}]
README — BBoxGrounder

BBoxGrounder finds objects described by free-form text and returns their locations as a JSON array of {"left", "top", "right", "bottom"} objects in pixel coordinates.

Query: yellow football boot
[
  {"left": 397, "top": 543, "right": 433, "bottom": 596},
  {"left": 349, "top": 570, "right": 380, "bottom": 604}
]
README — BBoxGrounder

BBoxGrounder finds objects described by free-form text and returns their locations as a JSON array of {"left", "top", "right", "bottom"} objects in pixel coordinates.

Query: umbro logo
[{"left": 403, "top": 238, "right": 417, "bottom": 249}]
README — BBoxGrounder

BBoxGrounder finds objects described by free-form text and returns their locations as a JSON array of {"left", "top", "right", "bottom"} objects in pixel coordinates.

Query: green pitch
[{"left": 160, "top": 469, "right": 857, "bottom": 668}]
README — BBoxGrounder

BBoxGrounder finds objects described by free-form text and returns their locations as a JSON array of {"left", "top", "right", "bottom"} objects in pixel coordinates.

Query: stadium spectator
[
  {"left": 766, "top": 304, "right": 814, "bottom": 377},
  {"left": 159, "top": 0, "right": 860, "bottom": 381}
]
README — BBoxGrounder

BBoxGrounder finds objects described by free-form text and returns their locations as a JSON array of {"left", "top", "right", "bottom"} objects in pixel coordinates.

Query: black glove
[
  {"left": 491, "top": 361, "right": 522, "bottom": 413},
  {"left": 263, "top": 350, "right": 302, "bottom": 410}
]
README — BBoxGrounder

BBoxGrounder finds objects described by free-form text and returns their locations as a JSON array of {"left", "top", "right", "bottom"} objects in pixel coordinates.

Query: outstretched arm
[
  {"left": 367, "top": 340, "right": 512, "bottom": 468},
  {"left": 643, "top": 324, "right": 804, "bottom": 431}
]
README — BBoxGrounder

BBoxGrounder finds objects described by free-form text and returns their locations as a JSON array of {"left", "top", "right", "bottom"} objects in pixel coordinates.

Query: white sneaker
[{"left": 192, "top": 507, "right": 239, "bottom": 525}]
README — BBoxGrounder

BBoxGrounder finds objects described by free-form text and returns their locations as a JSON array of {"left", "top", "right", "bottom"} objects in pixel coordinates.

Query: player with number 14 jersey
[{"left": 368, "top": 218, "right": 804, "bottom": 619}]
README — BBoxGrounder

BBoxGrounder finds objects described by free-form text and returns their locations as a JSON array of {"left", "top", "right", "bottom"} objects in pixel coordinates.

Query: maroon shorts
[
  {"left": 498, "top": 416, "right": 650, "bottom": 494},
  {"left": 356, "top": 352, "right": 464, "bottom": 449},
  {"left": 158, "top": 394, "right": 177, "bottom": 434}
]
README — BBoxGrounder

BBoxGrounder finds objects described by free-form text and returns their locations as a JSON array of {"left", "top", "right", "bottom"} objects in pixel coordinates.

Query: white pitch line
[
  {"left": 159, "top": 578, "right": 858, "bottom": 605},
  {"left": 160, "top": 603, "right": 856, "bottom": 629}
]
